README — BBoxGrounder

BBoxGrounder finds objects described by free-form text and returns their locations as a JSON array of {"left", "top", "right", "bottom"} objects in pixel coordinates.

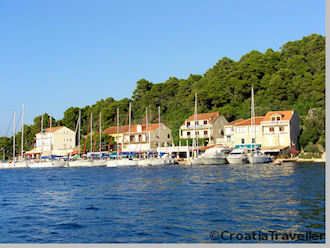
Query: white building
[
  {"left": 104, "top": 123, "right": 173, "bottom": 152},
  {"left": 179, "top": 112, "right": 228, "bottom": 145},
  {"left": 224, "top": 110, "right": 300, "bottom": 153},
  {"left": 26, "top": 126, "right": 76, "bottom": 157}
]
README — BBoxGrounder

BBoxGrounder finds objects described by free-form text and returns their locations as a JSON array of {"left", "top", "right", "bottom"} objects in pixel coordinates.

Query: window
[
  {"left": 168, "top": 134, "right": 170, "bottom": 139},
  {"left": 227, "top": 136, "right": 231, "bottom": 142},
  {"left": 272, "top": 115, "right": 281, "bottom": 121},
  {"left": 204, "top": 130, "right": 208, "bottom": 135},
  {"left": 203, "top": 120, "right": 208, "bottom": 125},
  {"left": 252, "top": 138, "right": 255, "bottom": 144},
  {"left": 180, "top": 130, "right": 183, "bottom": 136},
  {"left": 269, "top": 127, "right": 274, "bottom": 132},
  {"left": 241, "top": 138, "right": 245, "bottom": 144},
  {"left": 187, "top": 131, "right": 191, "bottom": 136},
  {"left": 279, "top": 126, "right": 285, "bottom": 132},
  {"left": 221, "top": 129, "right": 224, "bottom": 136},
  {"left": 195, "top": 131, "right": 199, "bottom": 136},
  {"left": 187, "top": 121, "right": 190, "bottom": 127}
]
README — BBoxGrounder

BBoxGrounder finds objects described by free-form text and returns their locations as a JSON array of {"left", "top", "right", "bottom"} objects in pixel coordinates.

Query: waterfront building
[
  {"left": 224, "top": 110, "right": 300, "bottom": 153},
  {"left": 104, "top": 123, "right": 173, "bottom": 153},
  {"left": 26, "top": 126, "right": 76, "bottom": 157},
  {"left": 179, "top": 112, "right": 228, "bottom": 145}
]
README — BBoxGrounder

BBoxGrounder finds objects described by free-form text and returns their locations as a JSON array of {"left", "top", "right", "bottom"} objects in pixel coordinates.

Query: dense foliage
[{"left": 0, "top": 34, "right": 325, "bottom": 159}]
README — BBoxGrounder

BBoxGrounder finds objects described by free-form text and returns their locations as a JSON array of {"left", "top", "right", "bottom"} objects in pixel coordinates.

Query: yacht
[
  {"left": 227, "top": 148, "right": 249, "bottom": 164},
  {"left": 187, "top": 146, "right": 231, "bottom": 165}
]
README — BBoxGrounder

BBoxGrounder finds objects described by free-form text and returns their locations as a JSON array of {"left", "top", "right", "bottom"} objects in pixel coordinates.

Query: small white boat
[
  {"left": 28, "top": 159, "right": 66, "bottom": 168},
  {"left": 247, "top": 151, "right": 272, "bottom": 164},
  {"left": 227, "top": 148, "right": 249, "bottom": 164}
]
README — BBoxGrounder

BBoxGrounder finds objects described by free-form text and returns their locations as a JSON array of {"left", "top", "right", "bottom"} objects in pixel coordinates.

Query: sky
[{"left": 0, "top": 0, "right": 324, "bottom": 135}]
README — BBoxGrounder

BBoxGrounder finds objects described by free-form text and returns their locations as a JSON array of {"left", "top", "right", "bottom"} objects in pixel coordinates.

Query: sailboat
[
  {"left": 91, "top": 112, "right": 107, "bottom": 166},
  {"left": 69, "top": 112, "right": 106, "bottom": 167},
  {"left": 119, "top": 102, "right": 139, "bottom": 166},
  {"left": 14, "top": 105, "right": 28, "bottom": 168},
  {"left": 247, "top": 87, "right": 272, "bottom": 164},
  {"left": 0, "top": 109, "right": 29, "bottom": 169},
  {"left": 139, "top": 106, "right": 174, "bottom": 166}
]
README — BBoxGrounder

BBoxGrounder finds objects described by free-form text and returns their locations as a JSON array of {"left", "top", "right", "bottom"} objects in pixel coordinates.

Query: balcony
[{"left": 180, "top": 124, "right": 213, "bottom": 130}]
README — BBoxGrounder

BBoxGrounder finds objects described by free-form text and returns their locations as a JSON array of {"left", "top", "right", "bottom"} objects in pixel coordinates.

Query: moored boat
[
  {"left": 247, "top": 151, "right": 272, "bottom": 164},
  {"left": 227, "top": 148, "right": 249, "bottom": 164},
  {"left": 28, "top": 159, "right": 66, "bottom": 168}
]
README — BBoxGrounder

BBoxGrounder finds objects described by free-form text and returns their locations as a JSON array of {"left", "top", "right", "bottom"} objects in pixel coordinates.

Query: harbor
[{"left": 0, "top": 88, "right": 325, "bottom": 169}]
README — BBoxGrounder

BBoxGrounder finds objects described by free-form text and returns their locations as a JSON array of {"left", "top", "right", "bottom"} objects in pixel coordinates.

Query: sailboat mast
[
  {"left": 251, "top": 86, "right": 256, "bottom": 146},
  {"left": 116, "top": 107, "right": 119, "bottom": 160},
  {"left": 13, "top": 112, "right": 16, "bottom": 162},
  {"left": 128, "top": 102, "right": 131, "bottom": 144},
  {"left": 41, "top": 114, "right": 44, "bottom": 132},
  {"left": 146, "top": 107, "right": 149, "bottom": 152},
  {"left": 99, "top": 112, "right": 102, "bottom": 153},
  {"left": 90, "top": 112, "right": 93, "bottom": 153},
  {"left": 78, "top": 109, "right": 81, "bottom": 153},
  {"left": 21, "top": 104, "right": 24, "bottom": 159},
  {"left": 158, "top": 106, "right": 161, "bottom": 157},
  {"left": 194, "top": 93, "right": 198, "bottom": 158},
  {"left": 49, "top": 115, "right": 52, "bottom": 129}
]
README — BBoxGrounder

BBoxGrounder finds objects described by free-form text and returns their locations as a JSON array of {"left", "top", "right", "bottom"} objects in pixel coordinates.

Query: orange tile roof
[
  {"left": 104, "top": 123, "right": 162, "bottom": 135},
  {"left": 234, "top": 116, "right": 265, "bottom": 126},
  {"left": 228, "top": 119, "right": 245, "bottom": 125},
  {"left": 263, "top": 110, "right": 294, "bottom": 121},
  {"left": 186, "top": 112, "right": 220, "bottom": 122},
  {"left": 43, "top": 126, "right": 64, "bottom": 133}
]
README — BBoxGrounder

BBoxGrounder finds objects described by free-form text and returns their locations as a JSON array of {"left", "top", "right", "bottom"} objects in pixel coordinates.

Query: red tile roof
[
  {"left": 228, "top": 119, "right": 245, "bottom": 125},
  {"left": 104, "top": 123, "right": 162, "bottom": 135},
  {"left": 263, "top": 110, "right": 294, "bottom": 121},
  {"left": 186, "top": 112, "right": 220, "bottom": 122},
  {"left": 234, "top": 116, "right": 265, "bottom": 126}
]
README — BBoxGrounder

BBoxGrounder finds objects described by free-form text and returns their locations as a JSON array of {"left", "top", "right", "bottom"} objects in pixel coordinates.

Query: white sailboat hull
[
  {"left": 69, "top": 159, "right": 107, "bottom": 167},
  {"left": 0, "top": 162, "right": 28, "bottom": 169},
  {"left": 28, "top": 160, "right": 67, "bottom": 168}
]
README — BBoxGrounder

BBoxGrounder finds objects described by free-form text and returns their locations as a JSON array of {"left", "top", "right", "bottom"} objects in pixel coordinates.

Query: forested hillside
[{"left": 0, "top": 34, "right": 325, "bottom": 158}]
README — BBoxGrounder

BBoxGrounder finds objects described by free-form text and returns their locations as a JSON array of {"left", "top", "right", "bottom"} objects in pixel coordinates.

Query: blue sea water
[{"left": 0, "top": 163, "right": 325, "bottom": 243}]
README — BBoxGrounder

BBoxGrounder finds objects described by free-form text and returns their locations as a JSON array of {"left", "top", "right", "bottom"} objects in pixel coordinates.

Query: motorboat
[
  {"left": 227, "top": 148, "right": 249, "bottom": 164},
  {"left": 186, "top": 146, "right": 231, "bottom": 165},
  {"left": 247, "top": 150, "right": 273, "bottom": 164}
]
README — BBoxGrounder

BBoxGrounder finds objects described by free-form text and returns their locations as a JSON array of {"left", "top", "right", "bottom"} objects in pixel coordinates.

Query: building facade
[
  {"left": 104, "top": 123, "right": 173, "bottom": 152},
  {"left": 179, "top": 112, "right": 228, "bottom": 145},
  {"left": 26, "top": 126, "right": 76, "bottom": 157},
  {"left": 224, "top": 110, "right": 300, "bottom": 152}
]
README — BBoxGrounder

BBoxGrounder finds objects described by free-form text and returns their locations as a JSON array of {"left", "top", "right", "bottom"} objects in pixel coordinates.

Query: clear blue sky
[{"left": 0, "top": 0, "right": 324, "bottom": 135}]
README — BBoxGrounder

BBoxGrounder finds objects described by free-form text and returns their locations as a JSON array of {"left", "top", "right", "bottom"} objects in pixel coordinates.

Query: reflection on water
[{"left": 0, "top": 163, "right": 325, "bottom": 243}]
